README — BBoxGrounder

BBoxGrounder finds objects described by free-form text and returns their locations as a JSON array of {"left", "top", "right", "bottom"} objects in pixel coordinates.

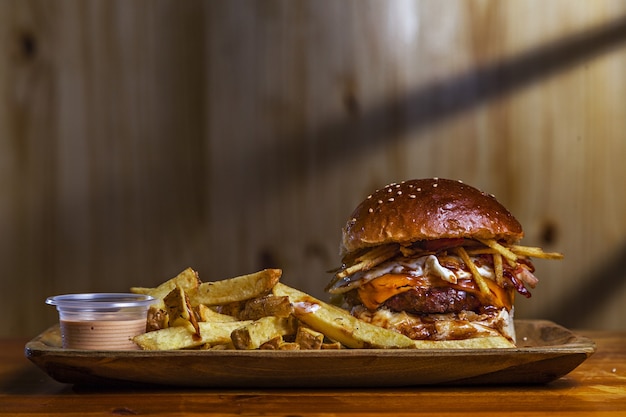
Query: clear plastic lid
[{"left": 46, "top": 293, "right": 155, "bottom": 313}]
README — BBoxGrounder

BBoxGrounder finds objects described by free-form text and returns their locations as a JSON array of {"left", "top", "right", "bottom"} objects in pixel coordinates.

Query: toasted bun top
[{"left": 341, "top": 178, "right": 523, "bottom": 254}]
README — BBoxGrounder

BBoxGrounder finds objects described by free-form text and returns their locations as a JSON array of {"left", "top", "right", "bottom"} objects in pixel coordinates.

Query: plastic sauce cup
[{"left": 46, "top": 293, "right": 155, "bottom": 350}]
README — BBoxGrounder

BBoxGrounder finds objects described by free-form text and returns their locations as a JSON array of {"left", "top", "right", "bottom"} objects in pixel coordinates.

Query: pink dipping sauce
[{"left": 46, "top": 293, "right": 155, "bottom": 350}]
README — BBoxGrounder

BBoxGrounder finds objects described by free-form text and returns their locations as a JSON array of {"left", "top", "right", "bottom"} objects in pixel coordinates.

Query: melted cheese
[
  {"left": 357, "top": 273, "right": 513, "bottom": 311},
  {"left": 357, "top": 274, "right": 434, "bottom": 310}
]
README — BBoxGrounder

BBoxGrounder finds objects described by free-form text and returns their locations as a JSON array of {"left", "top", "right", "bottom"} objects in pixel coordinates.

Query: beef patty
[{"left": 382, "top": 287, "right": 482, "bottom": 314}]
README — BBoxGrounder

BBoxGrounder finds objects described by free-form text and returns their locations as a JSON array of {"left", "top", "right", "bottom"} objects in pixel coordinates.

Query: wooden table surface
[{"left": 2, "top": 330, "right": 625, "bottom": 416}]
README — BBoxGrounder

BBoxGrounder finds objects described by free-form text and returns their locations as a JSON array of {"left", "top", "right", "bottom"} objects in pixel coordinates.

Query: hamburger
[{"left": 326, "top": 178, "right": 563, "bottom": 348}]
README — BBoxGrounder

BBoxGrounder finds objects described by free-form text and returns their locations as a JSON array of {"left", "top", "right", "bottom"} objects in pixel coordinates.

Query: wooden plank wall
[{"left": 1, "top": 0, "right": 625, "bottom": 337}]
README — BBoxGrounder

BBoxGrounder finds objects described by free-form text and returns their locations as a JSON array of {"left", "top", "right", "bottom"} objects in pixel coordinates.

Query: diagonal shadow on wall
[{"left": 258, "top": 13, "right": 626, "bottom": 183}]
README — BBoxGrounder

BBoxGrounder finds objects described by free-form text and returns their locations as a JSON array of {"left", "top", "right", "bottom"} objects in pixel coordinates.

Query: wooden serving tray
[{"left": 25, "top": 320, "right": 595, "bottom": 387}]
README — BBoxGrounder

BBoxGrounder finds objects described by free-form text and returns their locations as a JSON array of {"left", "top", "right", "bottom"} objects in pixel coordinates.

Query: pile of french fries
[{"left": 131, "top": 268, "right": 415, "bottom": 350}]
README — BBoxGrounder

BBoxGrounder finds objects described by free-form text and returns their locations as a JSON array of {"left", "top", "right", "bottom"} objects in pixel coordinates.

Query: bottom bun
[{"left": 351, "top": 306, "right": 517, "bottom": 348}]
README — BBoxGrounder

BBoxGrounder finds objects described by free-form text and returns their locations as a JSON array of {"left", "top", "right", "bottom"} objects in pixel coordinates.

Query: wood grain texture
[
  {"left": 2, "top": 330, "right": 626, "bottom": 416},
  {"left": 1, "top": 1, "right": 626, "bottom": 337}
]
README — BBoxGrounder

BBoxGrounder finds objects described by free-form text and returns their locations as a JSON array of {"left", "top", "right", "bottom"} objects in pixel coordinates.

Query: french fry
[
  {"left": 188, "top": 269, "right": 282, "bottom": 306},
  {"left": 335, "top": 244, "right": 399, "bottom": 279},
  {"left": 194, "top": 304, "right": 238, "bottom": 323},
  {"left": 326, "top": 245, "right": 401, "bottom": 293},
  {"left": 272, "top": 283, "right": 415, "bottom": 349},
  {"left": 146, "top": 307, "right": 168, "bottom": 332},
  {"left": 277, "top": 342, "right": 300, "bottom": 350},
  {"left": 230, "top": 316, "right": 297, "bottom": 350},
  {"left": 259, "top": 336, "right": 284, "bottom": 350},
  {"left": 509, "top": 245, "right": 564, "bottom": 259},
  {"left": 493, "top": 252, "right": 504, "bottom": 286},
  {"left": 163, "top": 285, "right": 200, "bottom": 337},
  {"left": 133, "top": 321, "right": 252, "bottom": 350},
  {"left": 412, "top": 337, "right": 514, "bottom": 349},
  {"left": 214, "top": 301, "right": 245, "bottom": 318},
  {"left": 131, "top": 267, "right": 200, "bottom": 300},
  {"left": 295, "top": 326, "right": 324, "bottom": 350},
  {"left": 477, "top": 239, "right": 518, "bottom": 263},
  {"left": 454, "top": 247, "right": 491, "bottom": 295},
  {"left": 239, "top": 295, "right": 293, "bottom": 320},
  {"left": 259, "top": 336, "right": 305, "bottom": 350}
]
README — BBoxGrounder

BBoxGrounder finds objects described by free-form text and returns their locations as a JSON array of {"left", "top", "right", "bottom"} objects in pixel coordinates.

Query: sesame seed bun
[{"left": 341, "top": 178, "right": 523, "bottom": 254}]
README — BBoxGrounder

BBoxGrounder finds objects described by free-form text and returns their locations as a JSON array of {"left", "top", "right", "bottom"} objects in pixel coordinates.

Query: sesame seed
[
  {"left": 368, "top": 208, "right": 373, "bottom": 213},
  {"left": 378, "top": 200, "right": 383, "bottom": 204},
  {"left": 397, "top": 191, "right": 402, "bottom": 195},
  {"left": 367, "top": 194, "right": 372, "bottom": 199},
  {"left": 433, "top": 183, "right": 438, "bottom": 188},
  {"left": 388, "top": 188, "right": 393, "bottom": 193},
  {"left": 388, "top": 198, "right": 394, "bottom": 202},
  {"left": 395, "top": 184, "right": 400, "bottom": 188},
  {"left": 409, "top": 194, "right": 416, "bottom": 198},
  {"left": 417, "top": 187, "right": 421, "bottom": 192}
]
